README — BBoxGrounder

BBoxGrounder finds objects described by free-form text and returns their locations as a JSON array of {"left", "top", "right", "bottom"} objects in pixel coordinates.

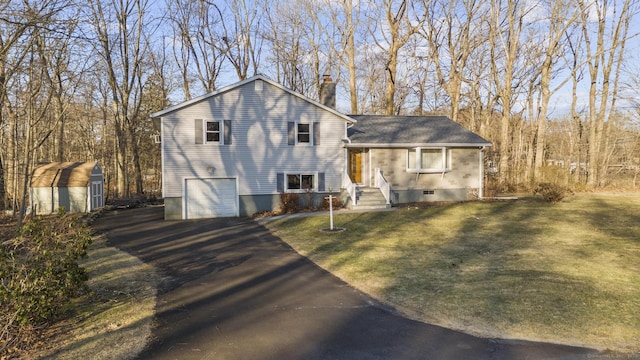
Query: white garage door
[{"left": 185, "top": 178, "right": 237, "bottom": 219}]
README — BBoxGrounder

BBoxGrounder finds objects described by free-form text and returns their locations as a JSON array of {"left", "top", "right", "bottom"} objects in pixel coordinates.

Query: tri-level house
[{"left": 151, "top": 75, "right": 491, "bottom": 219}]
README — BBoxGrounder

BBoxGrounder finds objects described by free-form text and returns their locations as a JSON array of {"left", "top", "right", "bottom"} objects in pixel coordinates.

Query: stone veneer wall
[{"left": 368, "top": 148, "right": 480, "bottom": 201}]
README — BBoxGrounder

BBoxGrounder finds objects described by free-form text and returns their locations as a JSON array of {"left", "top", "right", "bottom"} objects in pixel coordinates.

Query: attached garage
[{"left": 184, "top": 178, "right": 238, "bottom": 219}]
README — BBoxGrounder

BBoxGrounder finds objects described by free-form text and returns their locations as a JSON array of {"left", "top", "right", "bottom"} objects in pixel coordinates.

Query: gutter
[{"left": 344, "top": 142, "right": 492, "bottom": 148}]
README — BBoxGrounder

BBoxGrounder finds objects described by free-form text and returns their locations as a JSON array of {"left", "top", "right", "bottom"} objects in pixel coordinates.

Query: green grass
[{"left": 264, "top": 193, "right": 640, "bottom": 353}]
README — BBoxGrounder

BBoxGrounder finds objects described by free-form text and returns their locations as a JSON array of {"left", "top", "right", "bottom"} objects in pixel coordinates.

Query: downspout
[
  {"left": 368, "top": 149, "right": 372, "bottom": 187},
  {"left": 344, "top": 121, "right": 352, "bottom": 179},
  {"left": 441, "top": 148, "right": 446, "bottom": 181}
]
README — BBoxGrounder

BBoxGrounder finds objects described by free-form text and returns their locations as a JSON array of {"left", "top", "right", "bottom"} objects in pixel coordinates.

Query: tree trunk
[
  {"left": 347, "top": 29, "right": 358, "bottom": 114},
  {"left": 385, "top": 49, "right": 398, "bottom": 115},
  {"left": 534, "top": 64, "right": 552, "bottom": 179},
  {"left": 0, "top": 155, "right": 6, "bottom": 210}
]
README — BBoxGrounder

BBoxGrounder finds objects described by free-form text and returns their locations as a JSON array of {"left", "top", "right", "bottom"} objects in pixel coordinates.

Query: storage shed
[{"left": 30, "top": 162, "right": 104, "bottom": 215}]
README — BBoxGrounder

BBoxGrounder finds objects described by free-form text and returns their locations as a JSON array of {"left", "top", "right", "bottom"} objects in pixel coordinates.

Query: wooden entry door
[{"left": 349, "top": 150, "right": 363, "bottom": 183}]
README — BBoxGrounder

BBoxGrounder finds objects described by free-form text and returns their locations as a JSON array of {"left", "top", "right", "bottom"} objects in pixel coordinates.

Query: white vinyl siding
[{"left": 160, "top": 80, "right": 346, "bottom": 199}]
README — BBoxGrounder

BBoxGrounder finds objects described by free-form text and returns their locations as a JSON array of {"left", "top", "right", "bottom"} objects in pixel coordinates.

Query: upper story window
[
  {"left": 407, "top": 148, "right": 451, "bottom": 173},
  {"left": 288, "top": 121, "right": 320, "bottom": 146},
  {"left": 297, "top": 123, "right": 310, "bottom": 143},
  {"left": 206, "top": 121, "right": 220, "bottom": 143},
  {"left": 194, "top": 119, "right": 232, "bottom": 145}
]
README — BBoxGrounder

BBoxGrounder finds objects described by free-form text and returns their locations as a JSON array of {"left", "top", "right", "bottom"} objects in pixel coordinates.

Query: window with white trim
[
  {"left": 206, "top": 121, "right": 221, "bottom": 143},
  {"left": 286, "top": 173, "right": 315, "bottom": 191},
  {"left": 407, "top": 148, "right": 451, "bottom": 173},
  {"left": 297, "top": 123, "right": 310, "bottom": 143},
  {"left": 287, "top": 121, "right": 320, "bottom": 146}
]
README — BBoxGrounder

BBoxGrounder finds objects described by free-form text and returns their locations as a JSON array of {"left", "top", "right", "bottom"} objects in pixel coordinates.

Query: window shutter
[
  {"left": 287, "top": 122, "right": 295, "bottom": 145},
  {"left": 224, "top": 120, "right": 232, "bottom": 145},
  {"left": 277, "top": 173, "right": 285, "bottom": 192},
  {"left": 318, "top": 172, "right": 325, "bottom": 192},
  {"left": 195, "top": 119, "right": 203, "bottom": 144},
  {"left": 313, "top": 122, "right": 320, "bottom": 146}
]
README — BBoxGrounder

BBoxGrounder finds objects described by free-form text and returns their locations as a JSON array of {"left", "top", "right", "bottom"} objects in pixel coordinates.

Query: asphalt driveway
[{"left": 94, "top": 206, "right": 601, "bottom": 360}]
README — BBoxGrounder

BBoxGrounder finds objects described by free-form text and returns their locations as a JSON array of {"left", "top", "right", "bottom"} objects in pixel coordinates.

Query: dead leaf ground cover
[{"left": 20, "top": 233, "right": 159, "bottom": 360}]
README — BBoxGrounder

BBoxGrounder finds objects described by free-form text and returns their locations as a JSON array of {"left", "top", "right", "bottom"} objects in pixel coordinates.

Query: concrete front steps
[{"left": 352, "top": 187, "right": 391, "bottom": 210}]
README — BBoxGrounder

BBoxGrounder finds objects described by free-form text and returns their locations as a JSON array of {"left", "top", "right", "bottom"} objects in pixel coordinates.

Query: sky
[{"left": 150, "top": 0, "right": 640, "bottom": 119}]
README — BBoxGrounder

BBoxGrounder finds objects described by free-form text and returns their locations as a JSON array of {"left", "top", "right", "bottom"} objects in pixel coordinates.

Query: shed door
[
  {"left": 91, "top": 181, "right": 104, "bottom": 210},
  {"left": 185, "top": 178, "right": 237, "bottom": 219}
]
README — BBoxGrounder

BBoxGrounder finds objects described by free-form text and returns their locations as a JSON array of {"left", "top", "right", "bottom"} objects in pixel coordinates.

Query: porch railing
[
  {"left": 342, "top": 166, "right": 358, "bottom": 206},
  {"left": 374, "top": 168, "right": 391, "bottom": 205}
]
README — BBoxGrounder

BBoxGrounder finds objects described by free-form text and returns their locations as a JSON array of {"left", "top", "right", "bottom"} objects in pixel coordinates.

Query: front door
[{"left": 349, "top": 149, "right": 363, "bottom": 184}]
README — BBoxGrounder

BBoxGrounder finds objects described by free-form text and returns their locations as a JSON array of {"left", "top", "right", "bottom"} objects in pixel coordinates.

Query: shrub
[
  {"left": 279, "top": 192, "right": 301, "bottom": 214},
  {"left": 533, "top": 183, "right": 574, "bottom": 203},
  {"left": 320, "top": 195, "right": 343, "bottom": 211},
  {"left": 0, "top": 213, "right": 92, "bottom": 355}
]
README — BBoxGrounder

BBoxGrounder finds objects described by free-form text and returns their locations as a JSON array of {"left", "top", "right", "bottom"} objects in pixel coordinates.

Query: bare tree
[
  {"left": 527, "top": 0, "right": 581, "bottom": 182},
  {"left": 0, "top": 0, "right": 44, "bottom": 211},
  {"left": 166, "top": 0, "right": 226, "bottom": 98},
  {"left": 219, "top": 0, "right": 264, "bottom": 81},
  {"left": 421, "top": 0, "right": 487, "bottom": 123},
  {"left": 264, "top": 0, "right": 319, "bottom": 94},
  {"left": 84, "top": 0, "right": 155, "bottom": 197},
  {"left": 357, "top": 44, "right": 388, "bottom": 114},
  {"left": 488, "top": 0, "right": 533, "bottom": 186},
  {"left": 577, "top": 0, "right": 635, "bottom": 186},
  {"left": 0, "top": 0, "right": 72, "bottom": 214},
  {"left": 319, "top": 0, "right": 365, "bottom": 114},
  {"left": 16, "top": 34, "right": 57, "bottom": 226},
  {"left": 404, "top": 34, "right": 438, "bottom": 115},
  {"left": 370, "top": 0, "right": 427, "bottom": 115}
]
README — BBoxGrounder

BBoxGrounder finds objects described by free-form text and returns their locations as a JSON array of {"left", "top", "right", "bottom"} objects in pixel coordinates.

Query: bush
[
  {"left": 0, "top": 214, "right": 92, "bottom": 355},
  {"left": 279, "top": 192, "right": 301, "bottom": 214},
  {"left": 320, "top": 195, "right": 343, "bottom": 211},
  {"left": 533, "top": 183, "right": 574, "bottom": 203}
]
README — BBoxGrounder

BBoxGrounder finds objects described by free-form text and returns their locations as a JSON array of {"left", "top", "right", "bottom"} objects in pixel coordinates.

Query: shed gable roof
[
  {"left": 150, "top": 75, "right": 355, "bottom": 124},
  {"left": 347, "top": 115, "right": 491, "bottom": 147},
  {"left": 31, "top": 162, "right": 101, "bottom": 188}
]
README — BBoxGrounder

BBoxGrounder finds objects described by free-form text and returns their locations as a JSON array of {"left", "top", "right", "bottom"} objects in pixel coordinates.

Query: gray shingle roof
[{"left": 347, "top": 115, "right": 491, "bottom": 147}]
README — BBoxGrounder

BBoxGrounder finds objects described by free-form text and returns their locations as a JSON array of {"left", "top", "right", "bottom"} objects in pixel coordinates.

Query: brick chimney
[{"left": 319, "top": 74, "right": 336, "bottom": 109}]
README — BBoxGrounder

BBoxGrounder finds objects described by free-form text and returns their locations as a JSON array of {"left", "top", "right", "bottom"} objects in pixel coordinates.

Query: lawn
[{"left": 263, "top": 193, "right": 640, "bottom": 353}]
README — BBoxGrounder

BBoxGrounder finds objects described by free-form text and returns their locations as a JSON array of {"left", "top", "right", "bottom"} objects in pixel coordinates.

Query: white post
[
  {"left": 329, "top": 195, "right": 334, "bottom": 230},
  {"left": 325, "top": 194, "right": 334, "bottom": 230}
]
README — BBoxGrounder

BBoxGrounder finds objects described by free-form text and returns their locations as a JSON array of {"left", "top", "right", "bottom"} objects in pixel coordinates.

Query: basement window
[{"left": 423, "top": 190, "right": 435, "bottom": 195}]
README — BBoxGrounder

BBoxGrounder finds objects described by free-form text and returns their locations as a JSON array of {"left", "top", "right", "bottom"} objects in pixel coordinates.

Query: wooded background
[{"left": 1, "top": 0, "right": 639, "bottom": 217}]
